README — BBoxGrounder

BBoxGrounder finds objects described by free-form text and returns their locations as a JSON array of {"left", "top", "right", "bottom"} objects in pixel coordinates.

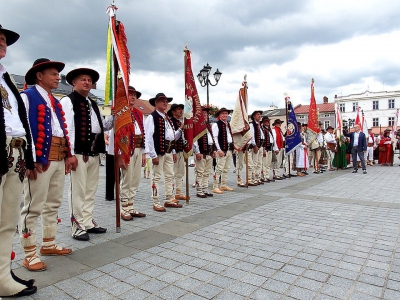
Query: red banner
[
  {"left": 308, "top": 78, "right": 320, "bottom": 134},
  {"left": 183, "top": 48, "right": 207, "bottom": 158}
]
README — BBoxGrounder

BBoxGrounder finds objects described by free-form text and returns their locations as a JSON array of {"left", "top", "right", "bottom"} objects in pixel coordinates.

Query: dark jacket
[{"left": 344, "top": 131, "right": 367, "bottom": 151}]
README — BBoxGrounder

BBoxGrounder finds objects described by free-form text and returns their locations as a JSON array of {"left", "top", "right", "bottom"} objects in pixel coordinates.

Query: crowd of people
[{"left": 0, "top": 24, "right": 399, "bottom": 297}]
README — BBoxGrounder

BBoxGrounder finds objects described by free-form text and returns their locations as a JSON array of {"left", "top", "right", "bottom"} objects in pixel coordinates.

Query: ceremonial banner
[
  {"left": 306, "top": 78, "right": 320, "bottom": 144},
  {"left": 231, "top": 87, "right": 251, "bottom": 149},
  {"left": 105, "top": 4, "right": 130, "bottom": 105},
  {"left": 392, "top": 109, "right": 399, "bottom": 137},
  {"left": 106, "top": 4, "right": 133, "bottom": 164},
  {"left": 183, "top": 47, "right": 207, "bottom": 158},
  {"left": 362, "top": 113, "right": 368, "bottom": 136},
  {"left": 355, "top": 106, "right": 361, "bottom": 128},
  {"left": 285, "top": 100, "right": 302, "bottom": 155},
  {"left": 335, "top": 103, "right": 342, "bottom": 141}
]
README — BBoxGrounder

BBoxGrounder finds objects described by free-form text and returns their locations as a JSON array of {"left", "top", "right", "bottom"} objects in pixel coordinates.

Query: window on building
[
  {"left": 324, "top": 121, "right": 330, "bottom": 129},
  {"left": 388, "top": 99, "right": 395, "bottom": 109},
  {"left": 373, "top": 100, "right": 379, "bottom": 110},
  {"left": 339, "top": 103, "right": 345, "bottom": 112},
  {"left": 372, "top": 118, "right": 379, "bottom": 127},
  {"left": 389, "top": 117, "right": 395, "bottom": 126},
  {"left": 352, "top": 102, "right": 358, "bottom": 112},
  {"left": 324, "top": 114, "right": 330, "bottom": 117}
]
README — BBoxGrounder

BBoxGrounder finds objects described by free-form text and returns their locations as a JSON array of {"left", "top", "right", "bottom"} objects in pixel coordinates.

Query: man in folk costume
[
  {"left": 271, "top": 119, "right": 286, "bottom": 180},
  {"left": 212, "top": 107, "right": 238, "bottom": 193},
  {"left": 167, "top": 103, "right": 187, "bottom": 201},
  {"left": 144, "top": 93, "right": 183, "bottom": 212},
  {"left": 295, "top": 122, "right": 309, "bottom": 176},
  {"left": 0, "top": 25, "right": 37, "bottom": 298},
  {"left": 324, "top": 126, "right": 337, "bottom": 171},
  {"left": 60, "top": 68, "right": 114, "bottom": 241},
  {"left": 249, "top": 110, "right": 265, "bottom": 185},
  {"left": 193, "top": 106, "right": 216, "bottom": 198},
  {"left": 19, "top": 58, "right": 72, "bottom": 272},
  {"left": 366, "top": 128, "right": 376, "bottom": 166},
  {"left": 118, "top": 86, "right": 147, "bottom": 221},
  {"left": 261, "top": 116, "right": 278, "bottom": 182}
]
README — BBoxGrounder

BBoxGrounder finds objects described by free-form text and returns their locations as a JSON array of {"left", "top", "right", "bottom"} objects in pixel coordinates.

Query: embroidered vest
[
  {"left": 251, "top": 121, "right": 262, "bottom": 147},
  {"left": 198, "top": 123, "right": 216, "bottom": 154},
  {"left": 23, "top": 87, "right": 70, "bottom": 165},
  {"left": 131, "top": 107, "right": 145, "bottom": 149},
  {"left": 261, "top": 125, "right": 271, "bottom": 149},
  {"left": 151, "top": 111, "right": 175, "bottom": 156},
  {"left": 170, "top": 117, "right": 183, "bottom": 152},
  {"left": 0, "top": 72, "right": 34, "bottom": 175},
  {"left": 274, "top": 126, "right": 284, "bottom": 149},
  {"left": 67, "top": 91, "right": 105, "bottom": 155}
]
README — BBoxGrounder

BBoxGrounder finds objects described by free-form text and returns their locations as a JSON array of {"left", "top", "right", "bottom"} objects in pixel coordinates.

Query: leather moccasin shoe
[
  {"left": 130, "top": 211, "right": 146, "bottom": 218},
  {"left": 164, "top": 202, "right": 183, "bottom": 208},
  {"left": 175, "top": 194, "right": 187, "bottom": 200},
  {"left": 153, "top": 205, "right": 166, "bottom": 212},
  {"left": 23, "top": 257, "right": 47, "bottom": 272},
  {"left": 73, "top": 232, "right": 90, "bottom": 241},
  {"left": 220, "top": 186, "right": 234, "bottom": 191},
  {"left": 121, "top": 212, "right": 133, "bottom": 221},
  {"left": 87, "top": 227, "right": 107, "bottom": 234},
  {"left": 196, "top": 193, "right": 207, "bottom": 198},
  {"left": 212, "top": 188, "right": 223, "bottom": 194},
  {"left": 204, "top": 192, "right": 214, "bottom": 197},
  {"left": 40, "top": 245, "right": 72, "bottom": 256},
  {"left": 2, "top": 286, "right": 38, "bottom": 297}
]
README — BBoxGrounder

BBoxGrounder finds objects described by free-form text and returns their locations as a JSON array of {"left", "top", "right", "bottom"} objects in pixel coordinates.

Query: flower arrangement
[{"left": 203, "top": 103, "right": 219, "bottom": 116}]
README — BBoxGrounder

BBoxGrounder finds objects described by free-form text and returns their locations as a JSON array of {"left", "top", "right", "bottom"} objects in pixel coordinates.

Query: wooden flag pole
[
  {"left": 243, "top": 75, "right": 249, "bottom": 188},
  {"left": 285, "top": 94, "right": 291, "bottom": 179},
  {"left": 184, "top": 45, "right": 190, "bottom": 204},
  {"left": 113, "top": 17, "right": 121, "bottom": 233}
]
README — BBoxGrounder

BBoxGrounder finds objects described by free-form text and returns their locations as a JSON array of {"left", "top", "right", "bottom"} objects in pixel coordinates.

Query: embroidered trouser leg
[
  {"left": 262, "top": 150, "right": 273, "bottom": 179},
  {"left": 251, "top": 147, "right": 263, "bottom": 181},
  {"left": 173, "top": 151, "right": 185, "bottom": 194},
  {"left": 366, "top": 147, "right": 374, "bottom": 161},
  {"left": 151, "top": 153, "right": 174, "bottom": 207},
  {"left": 215, "top": 150, "right": 232, "bottom": 187},
  {"left": 120, "top": 148, "right": 142, "bottom": 213},
  {"left": 69, "top": 154, "right": 99, "bottom": 235},
  {"left": 0, "top": 143, "right": 26, "bottom": 296},
  {"left": 273, "top": 148, "right": 284, "bottom": 176},
  {"left": 20, "top": 160, "right": 64, "bottom": 251},
  {"left": 196, "top": 155, "right": 213, "bottom": 192}
]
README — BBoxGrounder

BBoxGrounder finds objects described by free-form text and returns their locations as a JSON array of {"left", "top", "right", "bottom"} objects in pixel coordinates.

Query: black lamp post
[{"left": 197, "top": 63, "right": 222, "bottom": 108}]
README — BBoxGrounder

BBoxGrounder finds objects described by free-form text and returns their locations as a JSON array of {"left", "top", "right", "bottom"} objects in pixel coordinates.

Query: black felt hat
[
  {"left": 66, "top": 68, "right": 100, "bottom": 85},
  {"left": 251, "top": 110, "right": 263, "bottom": 119},
  {"left": 167, "top": 103, "right": 184, "bottom": 117},
  {"left": 0, "top": 24, "right": 19, "bottom": 46},
  {"left": 272, "top": 118, "right": 284, "bottom": 126},
  {"left": 128, "top": 86, "right": 142, "bottom": 99},
  {"left": 214, "top": 107, "right": 233, "bottom": 118},
  {"left": 25, "top": 58, "right": 65, "bottom": 85},
  {"left": 149, "top": 93, "right": 173, "bottom": 107}
]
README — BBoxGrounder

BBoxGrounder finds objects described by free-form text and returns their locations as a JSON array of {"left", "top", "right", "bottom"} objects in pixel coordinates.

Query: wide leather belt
[
  {"left": 367, "top": 143, "right": 374, "bottom": 147},
  {"left": 165, "top": 140, "right": 175, "bottom": 154},
  {"left": 49, "top": 136, "right": 68, "bottom": 161},
  {"left": 135, "top": 135, "right": 143, "bottom": 149}
]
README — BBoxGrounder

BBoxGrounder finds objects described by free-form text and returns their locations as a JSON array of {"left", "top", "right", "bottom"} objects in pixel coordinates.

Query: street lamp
[{"left": 197, "top": 63, "right": 222, "bottom": 108}]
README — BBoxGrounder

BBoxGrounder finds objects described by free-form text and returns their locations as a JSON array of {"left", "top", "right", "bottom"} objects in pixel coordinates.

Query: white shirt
[
  {"left": 324, "top": 132, "right": 336, "bottom": 144},
  {"left": 0, "top": 64, "right": 26, "bottom": 137},
  {"left": 353, "top": 131, "right": 360, "bottom": 147},
  {"left": 250, "top": 121, "right": 265, "bottom": 146},
  {"left": 144, "top": 110, "right": 182, "bottom": 159},
  {"left": 212, "top": 121, "right": 233, "bottom": 151},
  {"left": 60, "top": 94, "right": 114, "bottom": 155}
]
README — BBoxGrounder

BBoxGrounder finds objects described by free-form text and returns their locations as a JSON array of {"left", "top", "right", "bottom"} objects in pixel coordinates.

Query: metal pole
[{"left": 285, "top": 97, "right": 291, "bottom": 179}]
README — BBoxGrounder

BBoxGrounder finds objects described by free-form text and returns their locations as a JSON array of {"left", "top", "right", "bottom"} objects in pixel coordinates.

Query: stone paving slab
[{"left": 10, "top": 158, "right": 400, "bottom": 299}]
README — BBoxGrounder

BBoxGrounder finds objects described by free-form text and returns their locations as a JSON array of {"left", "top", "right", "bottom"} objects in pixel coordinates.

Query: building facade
[
  {"left": 334, "top": 90, "right": 400, "bottom": 134},
  {"left": 294, "top": 96, "right": 335, "bottom": 130}
]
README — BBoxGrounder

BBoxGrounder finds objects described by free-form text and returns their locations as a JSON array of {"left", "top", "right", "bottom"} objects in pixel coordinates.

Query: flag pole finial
[{"left": 311, "top": 78, "right": 314, "bottom": 84}]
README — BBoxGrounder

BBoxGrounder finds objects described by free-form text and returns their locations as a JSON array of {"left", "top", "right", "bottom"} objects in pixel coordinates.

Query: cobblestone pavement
[{"left": 12, "top": 158, "right": 400, "bottom": 300}]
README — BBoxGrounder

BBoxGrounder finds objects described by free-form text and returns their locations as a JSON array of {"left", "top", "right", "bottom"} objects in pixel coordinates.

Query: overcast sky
[{"left": 2, "top": 0, "right": 400, "bottom": 112}]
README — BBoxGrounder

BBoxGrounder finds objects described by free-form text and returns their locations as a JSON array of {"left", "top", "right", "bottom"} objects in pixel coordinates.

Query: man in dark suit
[{"left": 344, "top": 124, "right": 367, "bottom": 174}]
